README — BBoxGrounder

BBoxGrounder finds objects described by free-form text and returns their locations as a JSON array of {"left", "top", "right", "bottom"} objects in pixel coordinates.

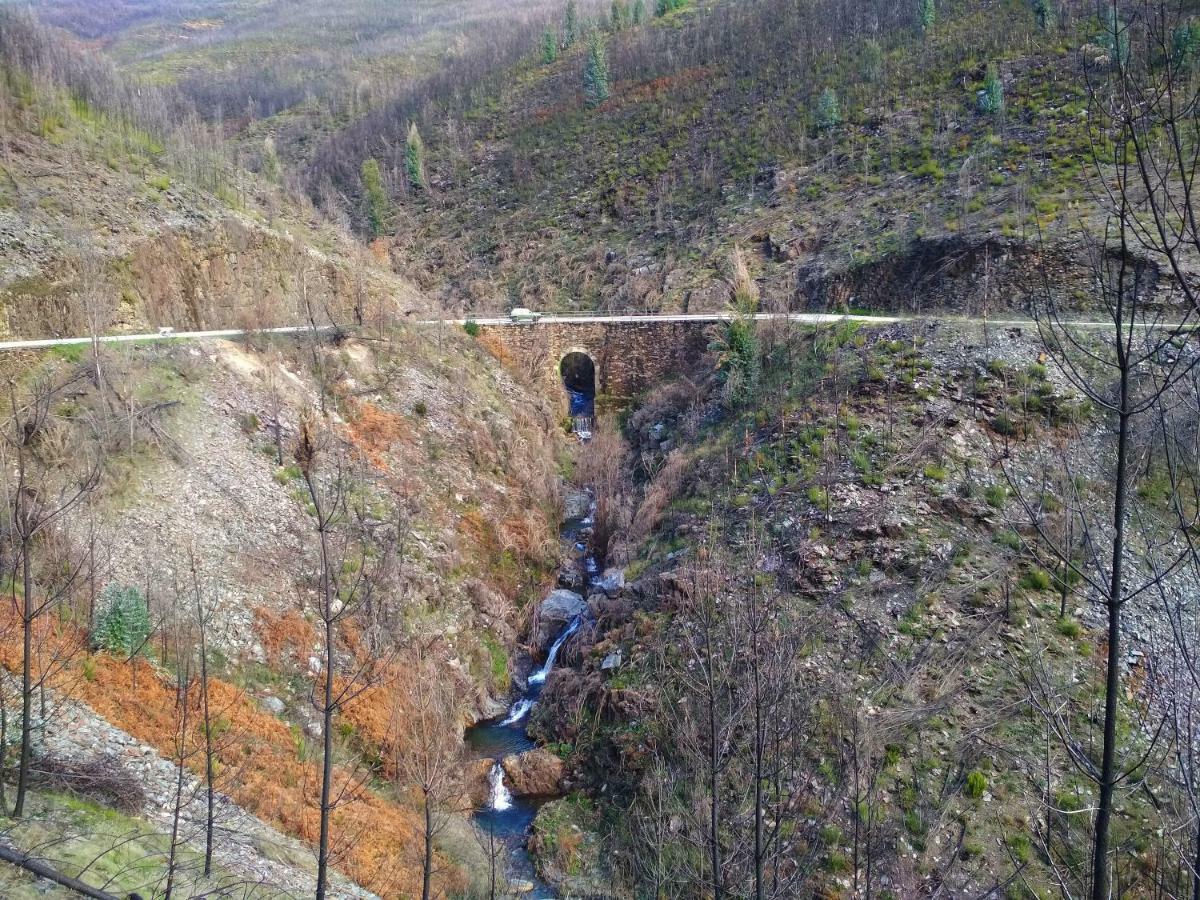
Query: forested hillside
[
  {"left": 297, "top": 0, "right": 1167, "bottom": 313},
  {"left": 2, "top": 0, "right": 1200, "bottom": 899}
]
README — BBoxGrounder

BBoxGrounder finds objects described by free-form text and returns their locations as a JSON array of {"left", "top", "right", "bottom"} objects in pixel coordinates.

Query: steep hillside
[
  {"left": 306, "top": 0, "right": 1192, "bottom": 313},
  {"left": 26, "top": 0, "right": 606, "bottom": 171},
  {"left": 0, "top": 11, "right": 422, "bottom": 339},
  {"left": 524, "top": 314, "right": 1195, "bottom": 897},
  {"left": 0, "top": 321, "right": 566, "bottom": 897}
]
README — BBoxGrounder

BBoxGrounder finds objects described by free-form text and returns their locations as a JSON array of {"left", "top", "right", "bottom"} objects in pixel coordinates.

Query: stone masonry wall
[{"left": 476, "top": 320, "right": 715, "bottom": 402}]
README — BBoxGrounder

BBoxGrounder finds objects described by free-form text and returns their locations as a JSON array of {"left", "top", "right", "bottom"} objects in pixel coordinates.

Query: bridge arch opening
[{"left": 560, "top": 351, "right": 596, "bottom": 419}]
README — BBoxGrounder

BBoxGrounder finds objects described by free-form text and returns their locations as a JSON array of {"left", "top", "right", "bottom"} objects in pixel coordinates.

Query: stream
[{"left": 464, "top": 490, "right": 596, "bottom": 897}]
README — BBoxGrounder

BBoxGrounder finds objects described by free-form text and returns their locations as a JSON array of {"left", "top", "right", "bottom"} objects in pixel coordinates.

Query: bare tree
[
  {"left": 187, "top": 548, "right": 217, "bottom": 877},
  {"left": 1017, "top": 221, "right": 1196, "bottom": 896},
  {"left": 0, "top": 376, "right": 101, "bottom": 817},
  {"left": 392, "top": 638, "right": 463, "bottom": 900},
  {"left": 293, "top": 413, "right": 396, "bottom": 900}
]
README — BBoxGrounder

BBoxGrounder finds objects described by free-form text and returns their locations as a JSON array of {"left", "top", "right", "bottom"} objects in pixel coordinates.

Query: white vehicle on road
[{"left": 508, "top": 307, "right": 542, "bottom": 323}]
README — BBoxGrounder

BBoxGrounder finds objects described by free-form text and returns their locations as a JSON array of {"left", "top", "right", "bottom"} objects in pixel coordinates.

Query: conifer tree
[
  {"left": 1172, "top": 20, "right": 1200, "bottom": 69},
  {"left": 1100, "top": 8, "right": 1129, "bottom": 70},
  {"left": 918, "top": 0, "right": 935, "bottom": 33},
  {"left": 978, "top": 64, "right": 1003, "bottom": 114},
  {"left": 564, "top": 0, "right": 579, "bottom": 48},
  {"left": 815, "top": 87, "right": 841, "bottom": 131},
  {"left": 1032, "top": 0, "right": 1053, "bottom": 31},
  {"left": 584, "top": 32, "right": 610, "bottom": 108},
  {"left": 632, "top": 0, "right": 645, "bottom": 24},
  {"left": 405, "top": 122, "right": 426, "bottom": 190},
  {"left": 360, "top": 158, "right": 388, "bottom": 237},
  {"left": 611, "top": 0, "right": 626, "bottom": 31},
  {"left": 542, "top": 27, "right": 559, "bottom": 64},
  {"left": 861, "top": 39, "right": 883, "bottom": 82}
]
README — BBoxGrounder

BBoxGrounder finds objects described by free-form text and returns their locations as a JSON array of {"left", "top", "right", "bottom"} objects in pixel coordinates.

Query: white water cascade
[
  {"left": 500, "top": 698, "right": 535, "bottom": 726},
  {"left": 488, "top": 763, "right": 513, "bottom": 812},
  {"left": 528, "top": 616, "right": 583, "bottom": 686}
]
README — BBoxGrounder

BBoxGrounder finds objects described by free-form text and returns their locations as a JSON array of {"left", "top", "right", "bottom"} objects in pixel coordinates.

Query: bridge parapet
[{"left": 474, "top": 318, "right": 716, "bottom": 402}]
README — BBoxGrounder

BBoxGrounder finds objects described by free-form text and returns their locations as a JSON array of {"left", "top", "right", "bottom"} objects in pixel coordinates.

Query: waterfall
[
  {"left": 488, "top": 763, "right": 512, "bottom": 812},
  {"left": 500, "top": 698, "right": 534, "bottom": 726},
  {"left": 528, "top": 616, "right": 582, "bottom": 686}
]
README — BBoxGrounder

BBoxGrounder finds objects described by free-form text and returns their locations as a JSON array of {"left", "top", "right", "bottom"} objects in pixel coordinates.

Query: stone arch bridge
[{"left": 472, "top": 315, "right": 722, "bottom": 404}]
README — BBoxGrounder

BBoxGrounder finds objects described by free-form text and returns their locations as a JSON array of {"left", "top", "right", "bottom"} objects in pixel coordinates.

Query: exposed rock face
[
  {"left": 465, "top": 757, "right": 496, "bottom": 809},
  {"left": 501, "top": 749, "right": 566, "bottom": 797},
  {"left": 536, "top": 589, "right": 586, "bottom": 650},
  {"left": 793, "top": 235, "right": 1160, "bottom": 316},
  {"left": 596, "top": 568, "right": 624, "bottom": 597}
]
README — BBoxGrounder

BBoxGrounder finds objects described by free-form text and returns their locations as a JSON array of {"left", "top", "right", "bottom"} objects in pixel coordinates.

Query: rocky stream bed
[{"left": 464, "top": 486, "right": 616, "bottom": 898}]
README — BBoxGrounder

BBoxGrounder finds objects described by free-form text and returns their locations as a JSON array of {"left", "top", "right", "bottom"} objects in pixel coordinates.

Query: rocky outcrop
[
  {"left": 501, "top": 749, "right": 566, "bottom": 797},
  {"left": 535, "top": 589, "right": 586, "bottom": 651},
  {"left": 464, "top": 757, "right": 496, "bottom": 808},
  {"left": 793, "top": 235, "right": 1162, "bottom": 317}
]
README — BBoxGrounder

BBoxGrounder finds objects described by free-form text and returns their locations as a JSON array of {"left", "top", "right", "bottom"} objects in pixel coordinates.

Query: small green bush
[
  {"left": 985, "top": 484, "right": 1008, "bottom": 508},
  {"left": 413, "top": 401, "right": 428, "bottom": 417},
  {"left": 923, "top": 463, "right": 948, "bottom": 482},
  {"left": 463, "top": 320, "right": 481, "bottom": 337},
  {"left": 996, "top": 530, "right": 1021, "bottom": 551},
  {"left": 92, "top": 585, "right": 151, "bottom": 656},
  {"left": 1020, "top": 568, "right": 1053, "bottom": 591},
  {"left": 1056, "top": 617, "right": 1082, "bottom": 638},
  {"left": 992, "top": 413, "right": 1018, "bottom": 437},
  {"left": 965, "top": 770, "right": 987, "bottom": 799}
]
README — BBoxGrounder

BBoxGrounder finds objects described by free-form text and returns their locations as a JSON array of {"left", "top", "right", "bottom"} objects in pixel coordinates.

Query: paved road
[
  {"left": 0, "top": 312, "right": 1187, "bottom": 352},
  {"left": 0, "top": 324, "right": 340, "bottom": 352}
]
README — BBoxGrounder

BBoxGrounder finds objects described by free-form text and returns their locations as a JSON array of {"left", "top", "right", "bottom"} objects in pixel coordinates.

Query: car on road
[{"left": 509, "top": 307, "right": 542, "bottom": 323}]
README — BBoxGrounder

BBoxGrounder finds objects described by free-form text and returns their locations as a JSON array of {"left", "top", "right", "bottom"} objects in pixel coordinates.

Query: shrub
[
  {"left": 92, "top": 585, "right": 151, "bottom": 656},
  {"left": 1020, "top": 568, "right": 1053, "bottom": 591},
  {"left": 923, "top": 462, "right": 948, "bottom": 482},
  {"left": 463, "top": 319, "right": 480, "bottom": 337},
  {"left": 1057, "top": 617, "right": 1082, "bottom": 638},
  {"left": 996, "top": 530, "right": 1021, "bottom": 551},
  {"left": 413, "top": 401, "right": 428, "bottom": 417},
  {"left": 965, "top": 770, "right": 987, "bottom": 799},
  {"left": 984, "top": 484, "right": 1008, "bottom": 508},
  {"left": 991, "top": 412, "right": 1018, "bottom": 436}
]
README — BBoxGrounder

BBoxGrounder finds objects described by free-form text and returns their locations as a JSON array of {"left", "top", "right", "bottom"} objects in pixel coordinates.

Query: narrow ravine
[{"left": 465, "top": 488, "right": 596, "bottom": 897}]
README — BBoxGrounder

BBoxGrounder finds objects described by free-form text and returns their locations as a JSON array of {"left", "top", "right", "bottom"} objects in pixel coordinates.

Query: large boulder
[
  {"left": 596, "top": 568, "right": 624, "bottom": 598},
  {"left": 536, "top": 589, "right": 586, "bottom": 650},
  {"left": 464, "top": 757, "right": 496, "bottom": 809},
  {"left": 501, "top": 748, "right": 566, "bottom": 797}
]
